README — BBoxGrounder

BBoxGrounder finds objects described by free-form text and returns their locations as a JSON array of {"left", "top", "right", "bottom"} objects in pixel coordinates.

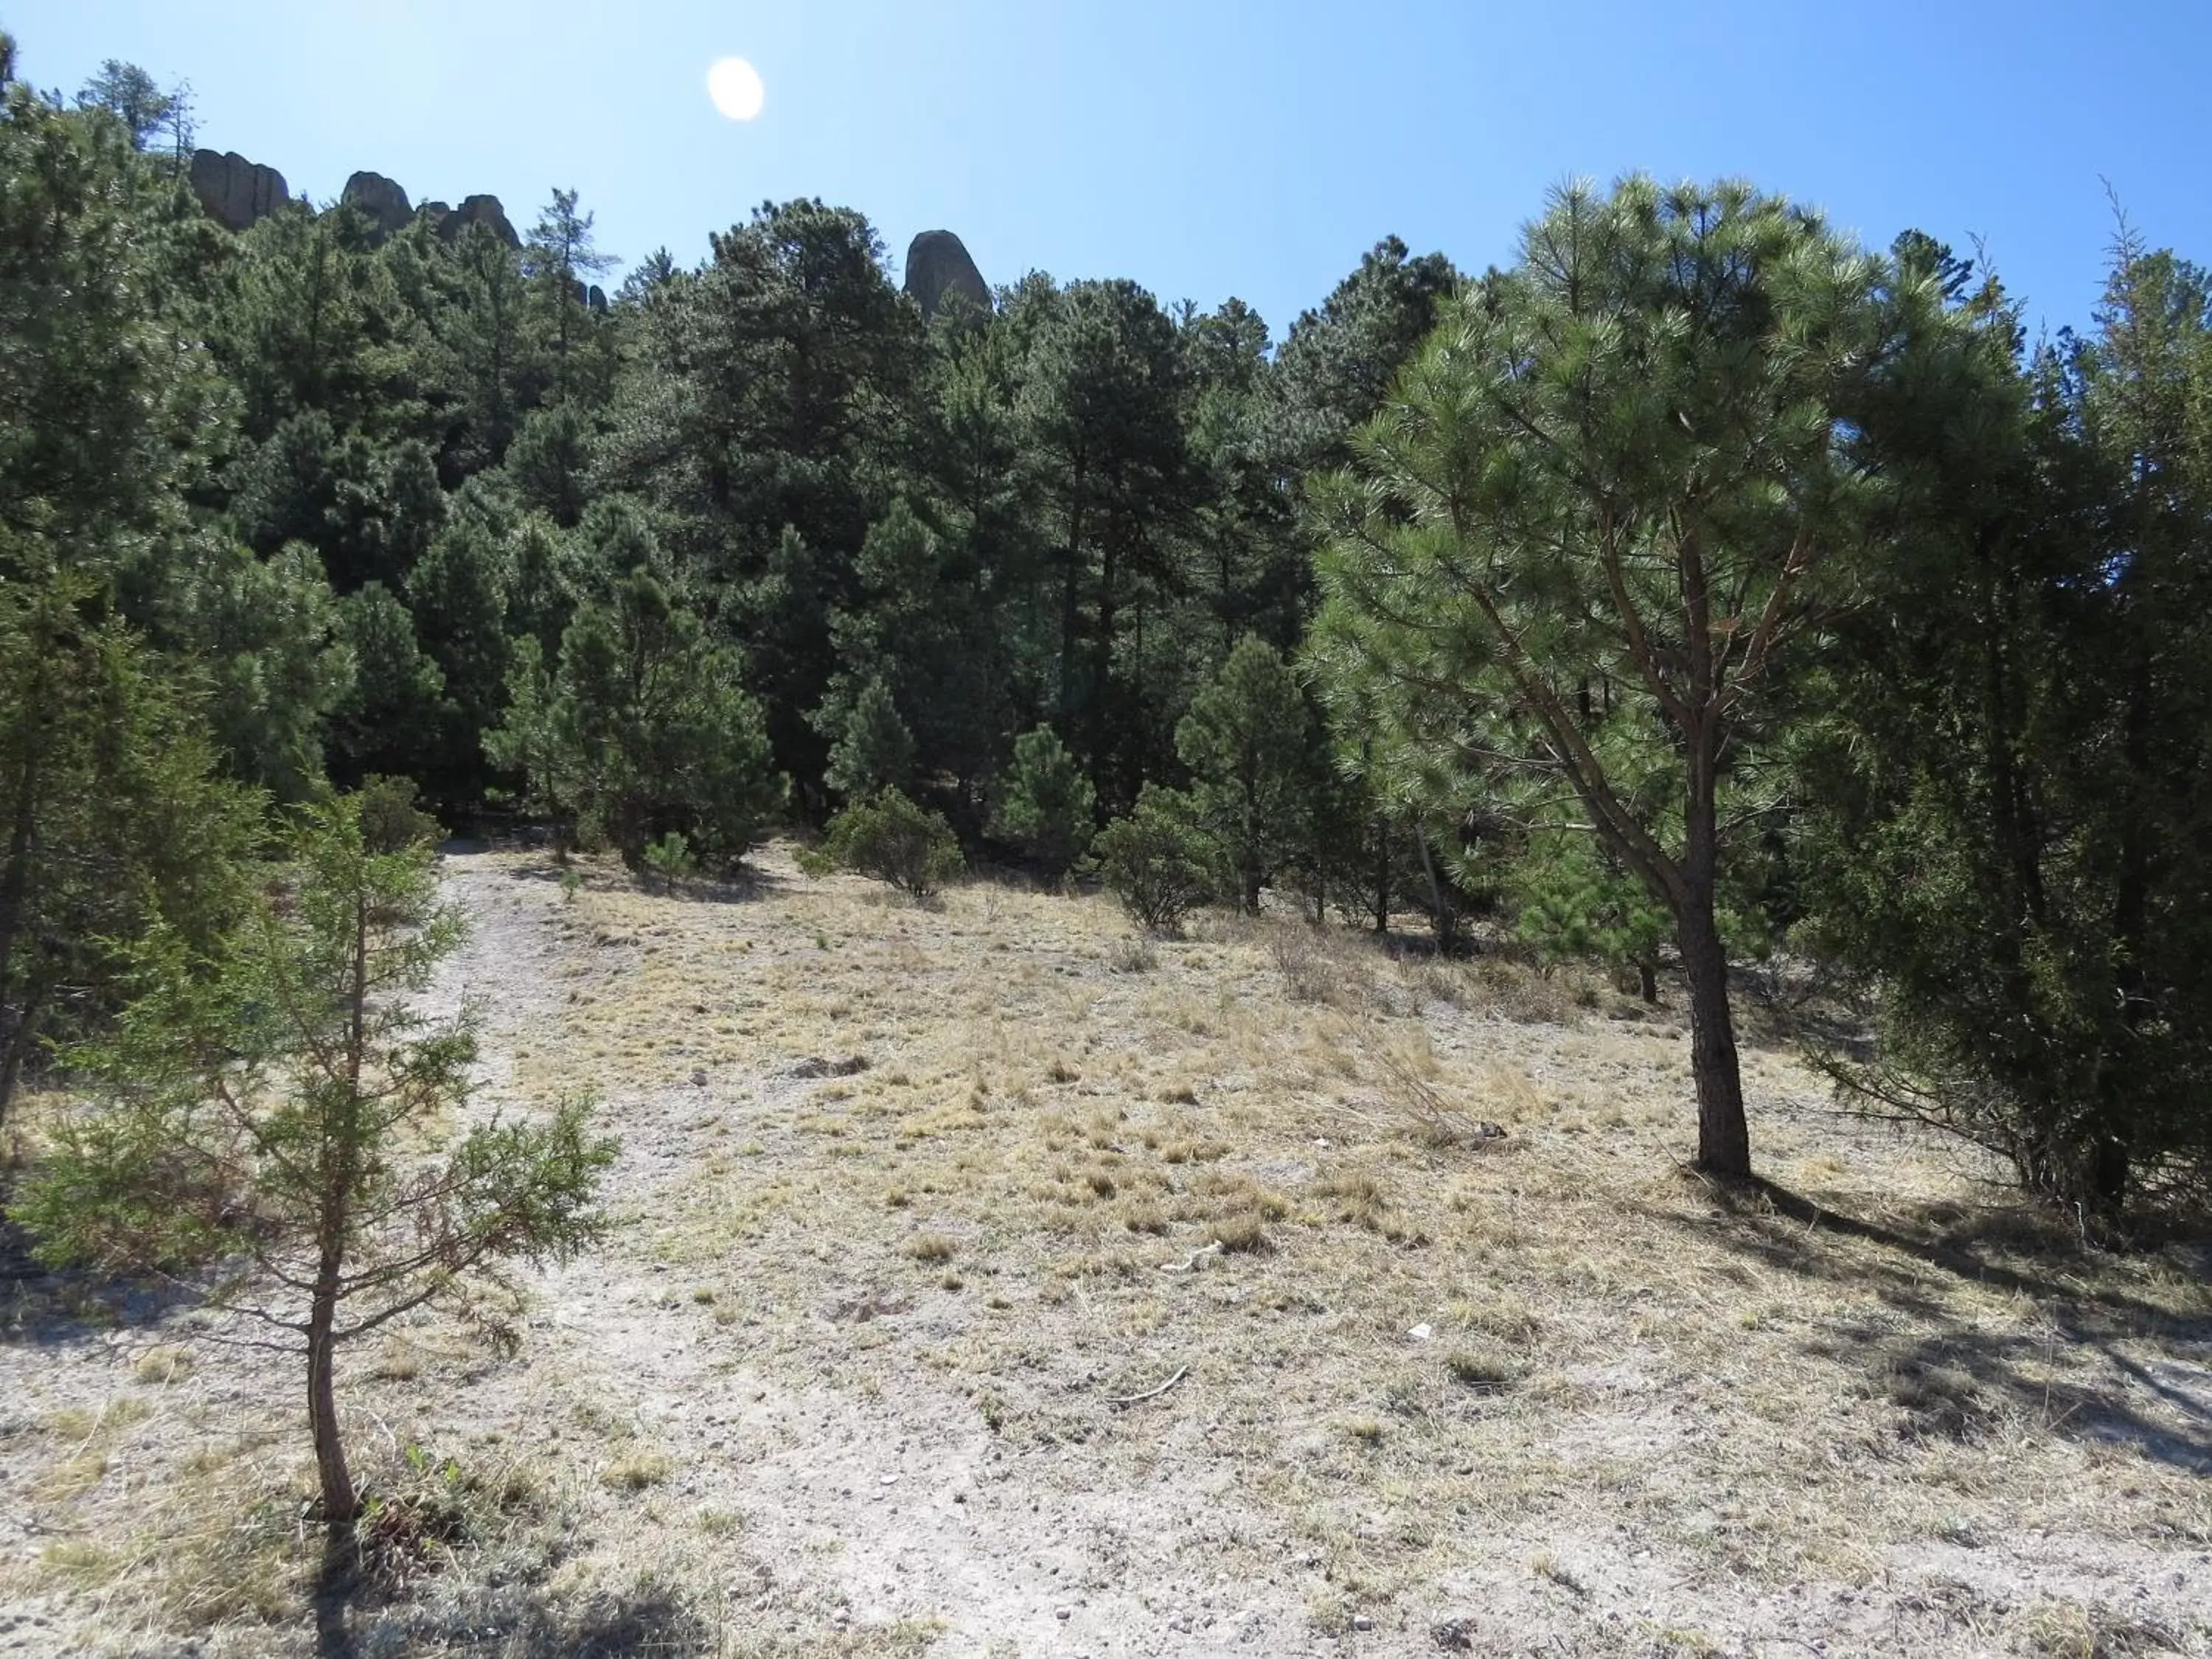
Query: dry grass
[{"left": 4, "top": 838, "right": 2208, "bottom": 1655}]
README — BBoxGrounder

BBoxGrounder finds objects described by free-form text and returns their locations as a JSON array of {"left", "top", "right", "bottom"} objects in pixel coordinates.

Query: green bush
[
  {"left": 1094, "top": 786, "right": 1212, "bottom": 933},
  {"left": 802, "top": 789, "right": 963, "bottom": 897},
  {"left": 990, "top": 726, "right": 1095, "bottom": 882},
  {"left": 1506, "top": 831, "right": 1669, "bottom": 1001},
  {"left": 355, "top": 774, "right": 442, "bottom": 855},
  {"left": 640, "top": 830, "right": 697, "bottom": 894}
]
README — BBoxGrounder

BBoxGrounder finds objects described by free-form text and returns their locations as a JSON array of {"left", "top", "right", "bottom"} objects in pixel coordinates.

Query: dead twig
[{"left": 1105, "top": 1365, "right": 1188, "bottom": 1408}]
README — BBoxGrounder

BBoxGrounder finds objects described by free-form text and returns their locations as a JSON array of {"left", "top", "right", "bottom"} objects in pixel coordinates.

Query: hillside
[{"left": 3, "top": 849, "right": 2206, "bottom": 1657}]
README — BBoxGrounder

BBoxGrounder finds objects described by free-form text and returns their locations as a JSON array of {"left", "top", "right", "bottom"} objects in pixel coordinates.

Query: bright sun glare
[{"left": 706, "top": 57, "right": 765, "bottom": 122}]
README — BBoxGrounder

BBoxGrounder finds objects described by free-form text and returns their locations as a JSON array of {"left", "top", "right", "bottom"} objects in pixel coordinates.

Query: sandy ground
[{"left": 1, "top": 844, "right": 2208, "bottom": 1658}]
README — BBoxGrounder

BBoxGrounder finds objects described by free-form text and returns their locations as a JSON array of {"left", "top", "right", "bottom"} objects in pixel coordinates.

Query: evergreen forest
[{"left": 7, "top": 32, "right": 2211, "bottom": 1258}]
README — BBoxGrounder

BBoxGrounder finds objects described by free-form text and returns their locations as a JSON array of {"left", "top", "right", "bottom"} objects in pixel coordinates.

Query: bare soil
[{"left": 2, "top": 844, "right": 2208, "bottom": 1658}]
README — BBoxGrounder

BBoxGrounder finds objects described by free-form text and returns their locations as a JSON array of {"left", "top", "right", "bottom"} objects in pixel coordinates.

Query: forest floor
[{"left": 2, "top": 842, "right": 2210, "bottom": 1658}]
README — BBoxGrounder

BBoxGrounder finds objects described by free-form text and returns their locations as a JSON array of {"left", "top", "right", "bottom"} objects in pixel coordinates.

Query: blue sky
[{"left": 10, "top": 1, "right": 2204, "bottom": 341}]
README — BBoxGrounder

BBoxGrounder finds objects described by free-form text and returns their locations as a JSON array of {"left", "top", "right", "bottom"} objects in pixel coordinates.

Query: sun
[{"left": 707, "top": 57, "right": 765, "bottom": 122}]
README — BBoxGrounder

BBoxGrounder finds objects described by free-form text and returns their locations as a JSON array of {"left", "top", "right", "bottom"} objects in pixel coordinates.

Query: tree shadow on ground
[
  {"left": 315, "top": 1547, "right": 716, "bottom": 1658},
  {"left": 1659, "top": 1176, "right": 2212, "bottom": 1475},
  {"left": 498, "top": 855, "right": 782, "bottom": 908},
  {"left": 0, "top": 1202, "right": 195, "bottom": 1347}
]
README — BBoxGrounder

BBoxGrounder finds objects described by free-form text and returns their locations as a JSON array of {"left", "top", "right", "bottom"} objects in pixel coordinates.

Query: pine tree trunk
[
  {"left": 1058, "top": 476, "right": 1085, "bottom": 728},
  {"left": 1416, "top": 830, "right": 1455, "bottom": 953},
  {"left": 1373, "top": 815, "right": 1391, "bottom": 935},
  {"left": 1638, "top": 959, "right": 1658, "bottom": 1005},
  {"left": 309, "top": 894, "right": 371, "bottom": 1537},
  {"left": 307, "top": 1267, "right": 355, "bottom": 1533},
  {"left": 1679, "top": 728, "right": 1750, "bottom": 1177},
  {"left": 0, "top": 678, "right": 47, "bottom": 1127},
  {"left": 1678, "top": 894, "right": 1750, "bottom": 1178},
  {"left": 0, "top": 992, "right": 44, "bottom": 1121},
  {"left": 2089, "top": 649, "right": 2156, "bottom": 1226}
]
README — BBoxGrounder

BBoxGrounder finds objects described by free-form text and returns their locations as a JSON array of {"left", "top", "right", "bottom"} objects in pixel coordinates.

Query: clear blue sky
[{"left": 10, "top": 1, "right": 2204, "bottom": 341}]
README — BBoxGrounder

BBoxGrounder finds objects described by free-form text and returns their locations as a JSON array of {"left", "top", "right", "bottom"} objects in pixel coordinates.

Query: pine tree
[
  {"left": 1509, "top": 832, "right": 1670, "bottom": 1002},
  {"left": 487, "top": 564, "right": 785, "bottom": 867},
  {"left": 1805, "top": 233, "right": 2212, "bottom": 1222},
  {"left": 1018, "top": 279, "right": 1194, "bottom": 801},
  {"left": 1176, "top": 636, "right": 1310, "bottom": 911},
  {"left": 0, "top": 68, "right": 264, "bottom": 1114},
  {"left": 0, "top": 593, "right": 260, "bottom": 1118},
  {"left": 142, "top": 538, "right": 351, "bottom": 800},
  {"left": 327, "top": 581, "right": 447, "bottom": 785},
  {"left": 1314, "top": 178, "right": 1966, "bottom": 1178},
  {"left": 824, "top": 676, "right": 916, "bottom": 801},
  {"left": 524, "top": 188, "right": 616, "bottom": 406},
  {"left": 16, "top": 793, "right": 612, "bottom": 1536},
  {"left": 73, "top": 60, "right": 179, "bottom": 151},
  {"left": 990, "top": 726, "right": 1096, "bottom": 883},
  {"left": 404, "top": 490, "right": 517, "bottom": 800}
]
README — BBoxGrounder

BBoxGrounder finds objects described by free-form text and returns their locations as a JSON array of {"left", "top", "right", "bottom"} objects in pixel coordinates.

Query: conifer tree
[
  {"left": 327, "top": 581, "right": 447, "bottom": 785},
  {"left": 487, "top": 564, "right": 785, "bottom": 866},
  {"left": 524, "top": 188, "right": 615, "bottom": 405},
  {"left": 17, "top": 794, "right": 612, "bottom": 1535},
  {"left": 1176, "top": 636, "right": 1310, "bottom": 911},
  {"left": 0, "top": 595, "right": 260, "bottom": 1117},
  {"left": 823, "top": 676, "right": 916, "bottom": 801},
  {"left": 990, "top": 726, "right": 1096, "bottom": 883},
  {"left": 1315, "top": 178, "right": 1964, "bottom": 1177},
  {"left": 1806, "top": 234, "right": 2212, "bottom": 1220}
]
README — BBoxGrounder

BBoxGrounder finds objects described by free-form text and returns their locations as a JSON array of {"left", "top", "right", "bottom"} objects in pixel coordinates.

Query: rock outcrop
[
  {"left": 449, "top": 193, "right": 520, "bottom": 248},
  {"left": 187, "top": 155, "right": 524, "bottom": 254},
  {"left": 904, "top": 230, "right": 990, "bottom": 319},
  {"left": 422, "top": 194, "right": 520, "bottom": 248},
  {"left": 340, "top": 171, "right": 413, "bottom": 244},
  {"left": 188, "top": 149, "right": 289, "bottom": 232}
]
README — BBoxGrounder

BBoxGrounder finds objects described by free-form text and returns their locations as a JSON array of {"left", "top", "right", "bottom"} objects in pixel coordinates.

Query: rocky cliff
[
  {"left": 904, "top": 230, "right": 990, "bottom": 319},
  {"left": 187, "top": 149, "right": 289, "bottom": 232},
  {"left": 185, "top": 154, "right": 518, "bottom": 251},
  {"left": 417, "top": 195, "right": 521, "bottom": 248},
  {"left": 340, "top": 171, "right": 413, "bottom": 243}
]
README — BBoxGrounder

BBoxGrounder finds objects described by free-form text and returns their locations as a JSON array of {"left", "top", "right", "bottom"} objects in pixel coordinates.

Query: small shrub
[
  {"left": 1095, "top": 785, "right": 1212, "bottom": 933},
  {"left": 355, "top": 774, "right": 442, "bottom": 854},
  {"left": 802, "top": 789, "right": 964, "bottom": 897},
  {"left": 990, "top": 725, "right": 1096, "bottom": 882},
  {"left": 1106, "top": 936, "right": 1158, "bottom": 973},
  {"left": 907, "top": 1233, "right": 957, "bottom": 1263},
  {"left": 641, "top": 830, "right": 696, "bottom": 894}
]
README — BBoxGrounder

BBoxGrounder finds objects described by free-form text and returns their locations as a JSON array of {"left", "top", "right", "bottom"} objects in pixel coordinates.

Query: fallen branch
[
  {"left": 1158, "top": 1241, "right": 1221, "bottom": 1273},
  {"left": 1106, "top": 1365, "right": 1188, "bottom": 1408}
]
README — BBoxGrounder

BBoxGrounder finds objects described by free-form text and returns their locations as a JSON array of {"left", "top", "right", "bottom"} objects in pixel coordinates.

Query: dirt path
[
  {"left": 431, "top": 850, "right": 1327, "bottom": 1658},
  {"left": 4, "top": 847, "right": 2205, "bottom": 1658}
]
